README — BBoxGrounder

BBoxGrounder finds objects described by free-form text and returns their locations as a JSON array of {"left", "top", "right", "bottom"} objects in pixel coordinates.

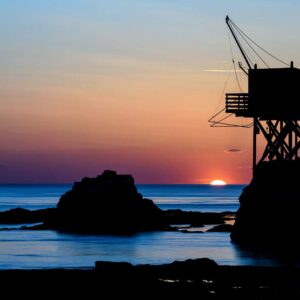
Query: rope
[
  {"left": 229, "top": 18, "right": 289, "bottom": 67},
  {"left": 228, "top": 29, "right": 243, "bottom": 92},
  {"left": 211, "top": 71, "right": 231, "bottom": 116},
  {"left": 237, "top": 37, "right": 257, "bottom": 68},
  {"left": 232, "top": 22, "right": 270, "bottom": 68},
  {"left": 208, "top": 107, "right": 253, "bottom": 128}
]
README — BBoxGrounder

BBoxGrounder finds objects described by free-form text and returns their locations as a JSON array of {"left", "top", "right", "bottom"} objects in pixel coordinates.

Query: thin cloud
[
  {"left": 225, "top": 148, "right": 243, "bottom": 153},
  {"left": 203, "top": 69, "right": 242, "bottom": 73}
]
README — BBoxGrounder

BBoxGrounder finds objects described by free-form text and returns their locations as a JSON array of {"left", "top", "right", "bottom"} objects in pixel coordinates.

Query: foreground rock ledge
[
  {"left": 231, "top": 160, "right": 300, "bottom": 246},
  {"left": 1, "top": 259, "right": 300, "bottom": 298}
]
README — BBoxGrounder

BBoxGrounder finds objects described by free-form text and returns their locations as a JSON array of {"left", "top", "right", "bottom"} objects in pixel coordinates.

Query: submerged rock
[
  {"left": 45, "top": 170, "right": 167, "bottom": 233},
  {"left": 231, "top": 160, "right": 300, "bottom": 246}
]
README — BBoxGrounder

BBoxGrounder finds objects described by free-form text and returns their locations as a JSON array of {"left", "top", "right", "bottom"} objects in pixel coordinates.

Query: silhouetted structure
[
  {"left": 227, "top": 66, "right": 300, "bottom": 170},
  {"left": 225, "top": 17, "right": 300, "bottom": 170},
  {"left": 214, "top": 17, "right": 300, "bottom": 245}
]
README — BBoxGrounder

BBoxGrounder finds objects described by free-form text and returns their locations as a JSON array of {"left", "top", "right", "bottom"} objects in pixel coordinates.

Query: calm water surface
[
  {"left": 0, "top": 184, "right": 295, "bottom": 269},
  {"left": 0, "top": 184, "right": 242, "bottom": 212}
]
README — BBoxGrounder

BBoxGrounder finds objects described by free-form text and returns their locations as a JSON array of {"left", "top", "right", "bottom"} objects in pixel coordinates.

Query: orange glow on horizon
[{"left": 210, "top": 179, "right": 227, "bottom": 186}]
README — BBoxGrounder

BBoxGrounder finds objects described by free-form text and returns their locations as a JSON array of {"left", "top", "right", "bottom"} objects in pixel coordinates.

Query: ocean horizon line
[{"left": 0, "top": 183, "right": 247, "bottom": 186}]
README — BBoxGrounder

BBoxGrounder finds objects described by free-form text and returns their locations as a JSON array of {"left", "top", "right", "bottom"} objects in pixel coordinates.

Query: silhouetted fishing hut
[
  {"left": 212, "top": 16, "right": 300, "bottom": 173},
  {"left": 210, "top": 16, "right": 300, "bottom": 246}
]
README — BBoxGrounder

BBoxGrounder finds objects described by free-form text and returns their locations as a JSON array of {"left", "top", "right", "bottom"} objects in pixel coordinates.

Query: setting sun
[{"left": 210, "top": 179, "right": 227, "bottom": 186}]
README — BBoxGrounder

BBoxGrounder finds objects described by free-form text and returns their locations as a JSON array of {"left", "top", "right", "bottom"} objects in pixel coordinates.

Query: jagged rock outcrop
[
  {"left": 231, "top": 160, "right": 300, "bottom": 246},
  {"left": 45, "top": 170, "right": 167, "bottom": 233}
]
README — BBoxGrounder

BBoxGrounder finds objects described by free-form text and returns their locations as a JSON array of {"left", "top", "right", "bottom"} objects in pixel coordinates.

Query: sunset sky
[{"left": 1, "top": 0, "right": 300, "bottom": 184}]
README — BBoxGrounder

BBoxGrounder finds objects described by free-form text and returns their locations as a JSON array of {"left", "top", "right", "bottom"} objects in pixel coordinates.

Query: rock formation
[
  {"left": 45, "top": 170, "right": 167, "bottom": 233},
  {"left": 231, "top": 160, "right": 300, "bottom": 246},
  {"left": 0, "top": 207, "right": 55, "bottom": 224}
]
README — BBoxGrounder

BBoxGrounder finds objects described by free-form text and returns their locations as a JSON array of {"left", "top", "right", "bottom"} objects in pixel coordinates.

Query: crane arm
[{"left": 226, "top": 16, "right": 252, "bottom": 70}]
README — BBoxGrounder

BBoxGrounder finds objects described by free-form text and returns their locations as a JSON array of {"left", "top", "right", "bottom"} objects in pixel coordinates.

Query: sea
[{"left": 0, "top": 184, "right": 297, "bottom": 269}]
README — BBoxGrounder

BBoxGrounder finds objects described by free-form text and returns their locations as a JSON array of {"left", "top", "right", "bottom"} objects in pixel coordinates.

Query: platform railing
[{"left": 226, "top": 93, "right": 249, "bottom": 114}]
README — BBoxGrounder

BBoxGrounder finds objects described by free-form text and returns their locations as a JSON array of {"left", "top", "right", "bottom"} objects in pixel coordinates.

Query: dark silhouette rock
[
  {"left": 231, "top": 161, "right": 300, "bottom": 246},
  {"left": 2, "top": 260, "right": 300, "bottom": 298},
  {"left": 164, "top": 209, "right": 225, "bottom": 226},
  {"left": 0, "top": 207, "right": 56, "bottom": 224},
  {"left": 207, "top": 224, "right": 233, "bottom": 232},
  {"left": 95, "top": 258, "right": 218, "bottom": 279},
  {"left": 45, "top": 170, "right": 167, "bottom": 233}
]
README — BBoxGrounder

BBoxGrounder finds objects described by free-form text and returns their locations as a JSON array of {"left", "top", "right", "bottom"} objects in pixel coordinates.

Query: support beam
[
  {"left": 253, "top": 117, "right": 257, "bottom": 175},
  {"left": 255, "top": 120, "right": 300, "bottom": 166}
]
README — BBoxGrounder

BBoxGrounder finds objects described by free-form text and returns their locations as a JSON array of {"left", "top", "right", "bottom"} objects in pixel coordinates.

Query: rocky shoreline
[
  {"left": 0, "top": 206, "right": 234, "bottom": 233},
  {"left": 1, "top": 259, "right": 299, "bottom": 298}
]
